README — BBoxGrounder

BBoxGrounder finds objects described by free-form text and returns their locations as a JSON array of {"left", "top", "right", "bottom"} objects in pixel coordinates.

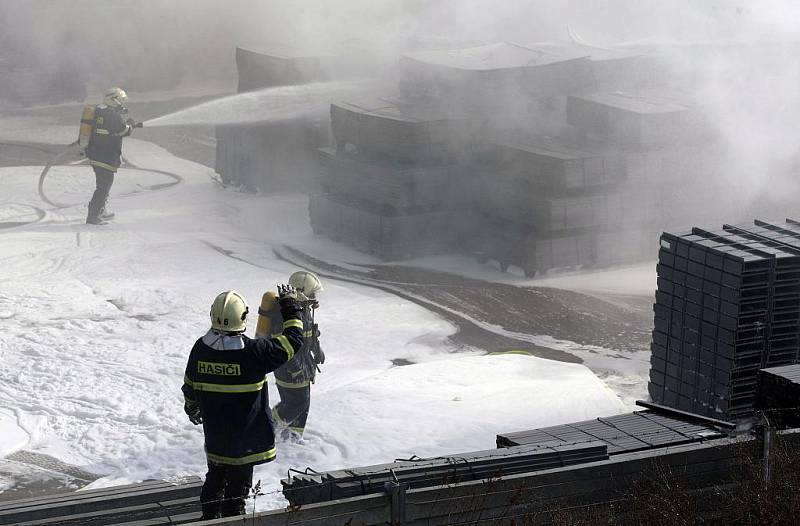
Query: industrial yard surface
[{"left": 0, "top": 101, "right": 649, "bottom": 509}]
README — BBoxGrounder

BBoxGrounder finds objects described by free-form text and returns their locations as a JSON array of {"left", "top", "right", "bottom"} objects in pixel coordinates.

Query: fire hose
[{"left": 36, "top": 142, "right": 183, "bottom": 209}]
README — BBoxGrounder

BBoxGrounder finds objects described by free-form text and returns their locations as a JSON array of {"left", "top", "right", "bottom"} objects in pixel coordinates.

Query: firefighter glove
[
  {"left": 277, "top": 284, "right": 303, "bottom": 318},
  {"left": 185, "top": 403, "right": 202, "bottom": 425},
  {"left": 313, "top": 344, "right": 325, "bottom": 366},
  {"left": 134, "top": 121, "right": 144, "bottom": 128},
  {"left": 311, "top": 325, "right": 325, "bottom": 365}
]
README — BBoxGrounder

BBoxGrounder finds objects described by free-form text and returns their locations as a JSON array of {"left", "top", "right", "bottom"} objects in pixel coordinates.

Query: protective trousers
[
  {"left": 273, "top": 383, "right": 311, "bottom": 436},
  {"left": 87, "top": 165, "right": 115, "bottom": 222},
  {"left": 200, "top": 462, "right": 253, "bottom": 519}
]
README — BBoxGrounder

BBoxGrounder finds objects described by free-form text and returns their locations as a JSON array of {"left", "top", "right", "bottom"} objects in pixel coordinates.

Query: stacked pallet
[
  {"left": 461, "top": 136, "right": 629, "bottom": 274},
  {"left": 529, "top": 42, "right": 665, "bottom": 92},
  {"left": 215, "top": 120, "right": 326, "bottom": 193},
  {"left": 757, "top": 364, "right": 800, "bottom": 428},
  {"left": 399, "top": 43, "right": 595, "bottom": 112},
  {"left": 496, "top": 408, "right": 727, "bottom": 453},
  {"left": 0, "top": 478, "right": 202, "bottom": 525},
  {"left": 649, "top": 219, "right": 800, "bottom": 421},
  {"left": 565, "top": 91, "right": 727, "bottom": 226},
  {"left": 216, "top": 44, "right": 362, "bottom": 194},
  {"left": 310, "top": 98, "right": 476, "bottom": 259},
  {"left": 281, "top": 441, "right": 608, "bottom": 506},
  {"left": 566, "top": 91, "right": 707, "bottom": 147},
  {"left": 235, "top": 45, "right": 365, "bottom": 92}
]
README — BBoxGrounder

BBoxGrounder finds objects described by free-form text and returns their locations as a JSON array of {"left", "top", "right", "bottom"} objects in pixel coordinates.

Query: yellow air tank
[
  {"left": 78, "top": 105, "right": 95, "bottom": 147},
  {"left": 255, "top": 290, "right": 278, "bottom": 338}
]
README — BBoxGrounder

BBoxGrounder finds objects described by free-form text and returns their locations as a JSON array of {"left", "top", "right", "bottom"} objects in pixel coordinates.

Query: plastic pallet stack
[
  {"left": 563, "top": 91, "right": 734, "bottom": 260},
  {"left": 0, "top": 478, "right": 202, "bottom": 525},
  {"left": 282, "top": 442, "right": 608, "bottom": 506},
  {"left": 757, "top": 364, "right": 800, "bottom": 428},
  {"left": 399, "top": 43, "right": 596, "bottom": 115},
  {"left": 496, "top": 408, "right": 726, "bottom": 454},
  {"left": 215, "top": 120, "right": 326, "bottom": 193},
  {"left": 310, "top": 98, "right": 475, "bottom": 259},
  {"left": 215, "top": 45, "right": 356, "bottom": 194},
  {"left": 461, "top": 136, "right": 631, "bottom": 275},
  {"left": 649, "top": 219, "right": 800, "bottom": 421}
]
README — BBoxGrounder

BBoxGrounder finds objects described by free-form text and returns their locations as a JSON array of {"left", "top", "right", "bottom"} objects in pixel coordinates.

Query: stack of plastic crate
[
  {"left": 310, "top": 97, "right": 477, "bottom": 259},
  {"left": 757, "top": 363, "right": 800, "bottom": 428},
  {"left": 458, "top": 136, "right": 629, "bottom": 275},
  {"left": 649, "top": 219, "right": 800, "bottom": 421}
]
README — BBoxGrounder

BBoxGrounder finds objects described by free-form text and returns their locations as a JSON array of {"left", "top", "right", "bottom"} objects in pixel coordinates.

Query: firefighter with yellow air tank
[
  {"left": 81, "top": 87, "right": 143, "bottom": 225},
  {"left": 256, "top": 271, "right": 326, "bottom": 440},
  {"left": 182, "top": 285, "right": 305, "bottom": 520}
]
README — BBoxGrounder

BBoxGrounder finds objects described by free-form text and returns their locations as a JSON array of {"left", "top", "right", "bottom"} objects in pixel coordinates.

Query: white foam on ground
[
  {"left": 0, "top": 130, "right": 629, "bottom": 507},
  {"left": 0, "top": 410, "right": 30, "bottom": 458}
]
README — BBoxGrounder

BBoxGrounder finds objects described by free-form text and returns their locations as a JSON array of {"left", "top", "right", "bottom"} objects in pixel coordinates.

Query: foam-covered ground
[{"left": 0, "top": 132, "right": 628, "bottom": 509}]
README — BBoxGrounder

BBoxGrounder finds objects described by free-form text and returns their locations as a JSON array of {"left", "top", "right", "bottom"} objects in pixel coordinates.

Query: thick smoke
[
  {"left": 0, "top": 1, "right": 765, "bottom": 91},
  {"left": 2, "top": 0, "right": 798, "bottom": 224}
]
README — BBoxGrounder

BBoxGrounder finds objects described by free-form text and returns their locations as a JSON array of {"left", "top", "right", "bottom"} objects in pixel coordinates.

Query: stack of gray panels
[
  {"left": 217, "top": 44, "right": 359, "bottom": 194},
  {"left": 496, "top": 410, "right": 727, "bottom": 453},
  {"left": 329, "top": 99, "right": 477, "bottom": 163},
  {"left": 0, "top": 479, "right": 202, "bottom": 526},
  {"left": 311, "top": 98, "right": 475, "bottom": 259},
  {"left": 460, "top": 136, "right": 629, "bottom": 274},
  {"left": 316, "top": 148, "right": 456, "bottom": 209},
  {"left": 527, "top": 42, "right": 666, "bottom": 92},
  {"left": 560, "top": 89, "right": 736, "bottom": 264},
  {"left": 757, "top": 364, "right": 800, "bottom": 428},
  {"left": 281, "top": 442, "right": 608, "bottom": 506},
  {"left": 566, "top": 90, "right": 706, "bottom": 147},
  {"left": 399, "top": 42, "right": 596, "bottom": 111},
  {"left": 235, "top": 46, "right": 362, "bottom": 93},
  {"left": 309, "top": 192, "right": 453, "bottom": 260},
  {"left": 215, "top": 120, "right": 325, "bottom": 193},
  {"left": 459, "top": 212, "right": 597, "bottom": 276},
  {"left": 649, "top": 220, "right": 800, "bottom": 421}
]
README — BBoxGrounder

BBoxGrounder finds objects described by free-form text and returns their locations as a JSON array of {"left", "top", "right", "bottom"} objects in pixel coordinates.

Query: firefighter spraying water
[{"left": 81, "top": 87, "right": 143, "bottom": 224}]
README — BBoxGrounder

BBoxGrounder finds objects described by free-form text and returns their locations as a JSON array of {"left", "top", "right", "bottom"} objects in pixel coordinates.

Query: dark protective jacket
[
  {"left": 181, "top": 317, "right": 304, "bottom": 466},
  {"left": 86, "top": 104, "right": 133, "bottom": 172}
]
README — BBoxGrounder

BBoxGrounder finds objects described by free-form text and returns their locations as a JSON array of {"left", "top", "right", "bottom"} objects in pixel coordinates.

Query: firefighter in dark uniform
[
  {"left": 258, "top": 271, "right": 325, "bottom": 440},
  {"left": 182, "top": 286, "right": 305, "bottom": 519},
  {"left": 85, "top": 87, "right": 142, "bottom": 225}
]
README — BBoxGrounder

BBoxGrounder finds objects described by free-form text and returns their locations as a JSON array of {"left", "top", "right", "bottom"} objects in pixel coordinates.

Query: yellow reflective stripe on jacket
[
  {"left": 192, "top": 379, "right": 266, "bottom": 393},
  {"left": 275, "top": 378, "right": 311, "bottom": 389},
  {"left": 183, "top": 394, "right": 195, "bottom": 404},
  {"left": 206, "top": 448, "right": 276, "bottom": 466},
  {"left": 282, "top": 319, "right": 303, "bottom": 330},
  {"left": 275, "top": 334, "right": 295, "bottom": 361},
  {"left": 183, "top": 374, "right": 194, "bottom": 387},
  {"left": 303, "top": 330, "right": 314, "bottom": 337},
  {"left": 94, "top": 128, "right": 110, "bottom": 135},
  {"left": 89, "top": 159, "right": 119, "bottom": 171}
]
